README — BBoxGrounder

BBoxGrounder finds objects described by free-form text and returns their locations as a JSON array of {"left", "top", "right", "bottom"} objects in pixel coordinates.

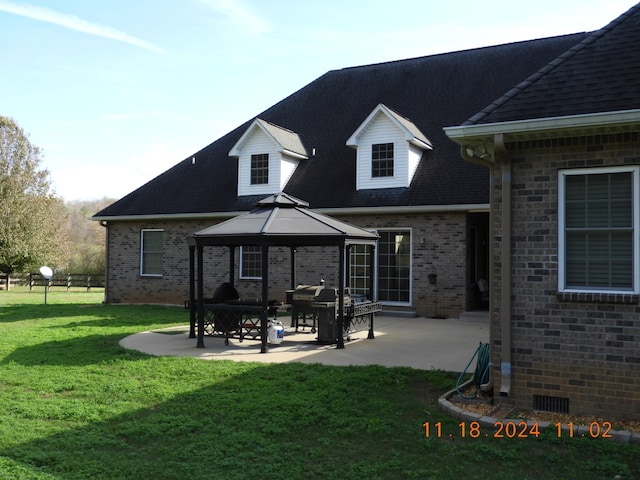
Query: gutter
[{"left": 444, "top": 109, "right": 640, "bottom": 141}]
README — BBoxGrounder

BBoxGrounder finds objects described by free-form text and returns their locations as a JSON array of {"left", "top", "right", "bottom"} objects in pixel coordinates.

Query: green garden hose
[{"left": 456, "top": 342, "right": 491, "bottom": 399}]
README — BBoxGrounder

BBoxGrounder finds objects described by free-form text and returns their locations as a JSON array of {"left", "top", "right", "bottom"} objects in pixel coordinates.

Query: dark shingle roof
[
  {"left": 231, "top": 119, "right": 309, "bottom": 158},
  {"left": 95, "top": 33, "right": 588, "bottom": 218},
  {"left": 466, "top": 4, "right": 640, "bottom": 125}
]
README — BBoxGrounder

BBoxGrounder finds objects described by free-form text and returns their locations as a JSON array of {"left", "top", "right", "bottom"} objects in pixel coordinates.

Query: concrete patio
[{"left": 120, "top": 314, "right": 489, "bottom": 372}]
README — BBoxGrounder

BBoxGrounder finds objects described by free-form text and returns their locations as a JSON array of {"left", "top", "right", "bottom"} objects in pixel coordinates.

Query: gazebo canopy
[{"left": 187, "top": 192, "right": 379, "bottom": 247}]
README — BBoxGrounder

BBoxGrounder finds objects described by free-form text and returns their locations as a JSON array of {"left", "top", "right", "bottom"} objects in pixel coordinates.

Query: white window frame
[
  {"left": 348, "top": 237, "right": 378, "bottom": 300},
  {"left": 376, "top": 228, "right": 412, "bottom": 305},
  {"left": 558, "top": 166, "right": 639, "bottom": 294},
  {"left": 140, "top": 229, "right": 164, "bottom": 277},
  {"left": 250, "top": 153, "right": 269, "bottom": 185},
  {"left": 371, "top": 142, "right": 395, "bottom": 178},
  {"left": 240, "top": 246, "right": 262, "bottom": 279}
]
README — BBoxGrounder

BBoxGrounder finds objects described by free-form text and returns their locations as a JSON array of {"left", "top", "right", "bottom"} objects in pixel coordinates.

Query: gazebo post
[
  {"left": 289, "top": 246, "right": 297, "bottom": 328},
  {"left": 228, "top": 246, "right": 235, "bottom": 286},
  {"left": 345, "top": 245, "right": 351, "bottom": 290},
  {"left": 196, "top": 244, "right": 205, "bottom": 348},
  {"left": 368, "top": 244, "right": 376, "bottom": 340},
  {"left": 337, "top": 243, "right": 346, "bottom": 349},
  {"left": 260, "top": 244, "right": 269, "bottom": 353},
  {"left": 189, "top": 245, "right": 196, "bottom": 338},
  {"left": 290, "top": 246, "right": 296, "bottom": 289}
]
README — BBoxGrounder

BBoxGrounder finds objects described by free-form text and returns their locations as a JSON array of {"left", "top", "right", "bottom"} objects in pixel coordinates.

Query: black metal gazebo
[{"left": 186, "top": 192, "right": 379, "bottom": 353}]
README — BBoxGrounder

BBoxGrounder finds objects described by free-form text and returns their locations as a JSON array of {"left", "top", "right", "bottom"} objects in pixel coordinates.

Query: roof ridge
[
  {"left": 465, "top": 3, "right": 640, "bottom": 126},
  {"left": 336, "top": 32, "right": 588, "bottom": 73}
]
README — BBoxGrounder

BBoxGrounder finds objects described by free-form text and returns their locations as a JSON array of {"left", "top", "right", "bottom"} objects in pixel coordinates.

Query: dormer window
[
  {"left": 372, "top": 143, "right": 394, "bottom": 177},
  {"left": 347, "top": 104, "right": 432, "bottom": 190},
  {"left": 251, "top": 154, "right": 269, "bottom": 185},
  {"left": 229, "top": 119, "right": 308, "bottom": 196}
]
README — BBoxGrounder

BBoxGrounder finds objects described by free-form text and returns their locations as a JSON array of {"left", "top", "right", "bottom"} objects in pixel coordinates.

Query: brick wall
[
  {"left": 490, "top": 133, "right": 640, "bottom": 420},
  {"left": 105, "top": 210, "right": 475, "bottom": 318}
]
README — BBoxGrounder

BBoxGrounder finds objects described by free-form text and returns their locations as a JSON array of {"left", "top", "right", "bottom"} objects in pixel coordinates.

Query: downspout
[
  {"left": 99, "top": 220, "right": 109, "bottom": 304},
  {"left": 494, "top": 134, "right": 511, "bottom": 396},
  {"left": 461, "top": 145, "right": 494, "bottom": 393},
  {"left": 459, "top": 133, "right": 509, "bottom": 395}
]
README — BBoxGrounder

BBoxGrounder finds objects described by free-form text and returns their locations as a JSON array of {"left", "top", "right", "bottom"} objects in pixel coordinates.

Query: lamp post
[{"left": 39, "top": 266, "right": 53, "bottom": 305}]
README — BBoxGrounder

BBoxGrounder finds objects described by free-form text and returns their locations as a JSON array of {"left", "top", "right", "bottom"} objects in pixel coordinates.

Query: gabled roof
[
  {"left": 346, "top": 103, "right": 432, "bottom": 149},
  {"left": 464, "top": 4, "right": 640, "bottom": 126},
  {"left": 229, "top": 118, "right": 309, "bottom": 159},
  {"left": 94, "top": 32, "right": 588, "bottom": 220}
]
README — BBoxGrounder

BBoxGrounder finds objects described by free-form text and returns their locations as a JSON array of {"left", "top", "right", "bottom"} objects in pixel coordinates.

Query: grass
[{"left": 0, "top": 287, "right": 638, "bottom": 479}]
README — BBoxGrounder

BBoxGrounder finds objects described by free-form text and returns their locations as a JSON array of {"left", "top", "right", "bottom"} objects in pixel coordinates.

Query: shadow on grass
[
  {"left": 3, "top": 360, "right": 637, "bottom": 480},
  {"left": 0, "top": 362, "right": 444, "bottom": 480},
  {"left": 0, "top": 303, "right": 107, "bottom": 324},
  {"left": 59, "top": 304, "right": 189, "bottom": 329},
  {"left": 0, "top": 303, "right": 188, "bottom": 329},
  {"left": 1, "top": 334, "right": 146, "bottom": 366}
]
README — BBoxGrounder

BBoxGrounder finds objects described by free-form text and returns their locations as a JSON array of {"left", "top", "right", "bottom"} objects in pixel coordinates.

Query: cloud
[
  {"left": 196, "top": 0, "right": 270, "bottom": 35},
  {"left": 0, "top": 0, "right": 165, "bottom": 53}
]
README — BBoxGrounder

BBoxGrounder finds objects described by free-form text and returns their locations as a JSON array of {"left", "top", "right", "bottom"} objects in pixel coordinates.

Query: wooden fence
[{"left": 27, "top": 273, "right": 106, "bottom": 292}]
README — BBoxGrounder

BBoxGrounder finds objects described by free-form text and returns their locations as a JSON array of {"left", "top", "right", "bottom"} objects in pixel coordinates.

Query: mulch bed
[{"left": 448, "top": 388, "right": 640, "bottom": 434}]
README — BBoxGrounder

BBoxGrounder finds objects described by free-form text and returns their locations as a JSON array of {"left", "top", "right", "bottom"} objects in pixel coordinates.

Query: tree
[
  {"left": 0, "top": 116, "right": 69, "bottom": 273},
  {"left": 63, "top": 198, "right": 113, "bottom": 274}
]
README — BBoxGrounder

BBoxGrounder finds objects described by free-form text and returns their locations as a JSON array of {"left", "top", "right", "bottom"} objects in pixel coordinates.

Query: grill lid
[{"left": 292, "top": 285, "right": 325, "bottom": 301}]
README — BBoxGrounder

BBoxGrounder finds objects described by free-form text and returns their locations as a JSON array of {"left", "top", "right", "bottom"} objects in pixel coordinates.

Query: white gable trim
[
  {"left": 229, "top": 118, "right": 308, "bottom": 159},
  {"left": 346, "top": 104, "right": 432, "bottom": 150}
]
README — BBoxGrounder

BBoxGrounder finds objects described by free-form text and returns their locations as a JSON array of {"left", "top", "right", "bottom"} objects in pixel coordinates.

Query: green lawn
[{"left": 0, "top": 288, "right": 638, "bottom": 480}]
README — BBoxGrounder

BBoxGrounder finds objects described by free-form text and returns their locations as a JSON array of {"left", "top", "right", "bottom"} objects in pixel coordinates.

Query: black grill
[{"left": 289, "top": 283, "right": 381, "bottom": 343}]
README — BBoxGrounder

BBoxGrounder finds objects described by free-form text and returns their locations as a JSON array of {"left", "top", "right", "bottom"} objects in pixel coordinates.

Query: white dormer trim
[
  {"left": 229, "top": 119, "right": 308, "bottom": 196},
  {"left": 346, "top": 104, "right": 432, "bottom": 190},
  {"left": 346, "top": 104, "right": 432, "bottom": 150}
]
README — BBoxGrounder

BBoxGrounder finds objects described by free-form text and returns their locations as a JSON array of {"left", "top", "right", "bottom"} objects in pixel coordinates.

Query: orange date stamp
[{"left": 423, "top": 421, "right": 613, "bottom": 439}]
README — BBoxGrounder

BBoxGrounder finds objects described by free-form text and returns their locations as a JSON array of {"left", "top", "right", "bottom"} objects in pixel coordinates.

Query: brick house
[
  {"left": 93, "top": 33, "right": 587, "bottom": 319},
  {"left": 445, "top": 4, "right": 640, "bottom": 419}
]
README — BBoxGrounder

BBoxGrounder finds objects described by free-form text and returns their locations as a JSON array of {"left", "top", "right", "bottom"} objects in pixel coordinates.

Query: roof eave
[
  {"left": 92, "top": 203, "right": 490, "bottom": 223},
  {"left": 91, "top": 211, "right": 243, "bottom": 222},
  {"left": 409, "top": 137, "right": 433, "bottom": 150},
  {"left": 281, "top": 149, "right": 309, "bottom": 160}
]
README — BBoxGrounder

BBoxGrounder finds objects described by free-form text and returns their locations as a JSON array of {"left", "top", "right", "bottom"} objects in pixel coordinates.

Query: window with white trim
[
  {"left": 372, "top": 143, "right": 394, "bottom": 177},
  {"left": 349, "top": 245, "right": 372, "bottom": 296},
  {"left": 140, "top": 229, "right": 163, "bottom": 276},
  {"left": 241, "top": 246, "right": 262, "bottom": 279},
  {"left": 559, "top": 166, "right": 639, "bottom": 293},
  {"left": 251, "top": 154, "right": 269, "bottom": 185},
  {"left": 378, "top": 230, "right": 411, "bottom": 303}
]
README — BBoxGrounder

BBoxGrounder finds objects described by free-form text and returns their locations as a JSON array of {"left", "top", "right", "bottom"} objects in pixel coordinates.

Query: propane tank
[{"left": 267, "top": 319, "right": 284, "bottom": 344}]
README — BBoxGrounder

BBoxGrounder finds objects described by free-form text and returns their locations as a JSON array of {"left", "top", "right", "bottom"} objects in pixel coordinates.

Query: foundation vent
[{"left": 533, "top": 395, "right": 569, "bottom": 414}]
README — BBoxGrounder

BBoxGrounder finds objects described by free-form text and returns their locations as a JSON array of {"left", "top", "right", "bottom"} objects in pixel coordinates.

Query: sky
[{"left": 1, "top": 0, "right": 638, "bottom": 202}]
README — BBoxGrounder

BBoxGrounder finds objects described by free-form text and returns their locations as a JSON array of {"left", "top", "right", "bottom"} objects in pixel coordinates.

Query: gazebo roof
[{"left": 187, "top": 193, "right": 379, "bottom": 247}]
